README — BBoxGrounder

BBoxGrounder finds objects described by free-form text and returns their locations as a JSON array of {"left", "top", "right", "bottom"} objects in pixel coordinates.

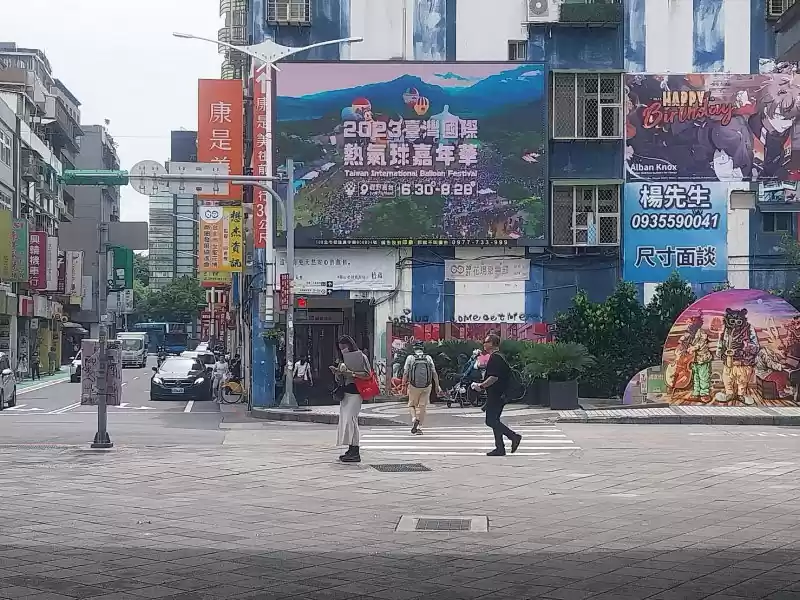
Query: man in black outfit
[{"left": 472, "top": 334, "right": 522, "bottom": 456}]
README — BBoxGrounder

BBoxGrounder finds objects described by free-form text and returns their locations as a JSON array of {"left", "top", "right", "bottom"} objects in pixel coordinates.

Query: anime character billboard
[
  {"left": 625, "top": 73, "right": 800, "bottom": 182},
  {"left": 658, "top": 289, "right": 800, "bottom": 407}
]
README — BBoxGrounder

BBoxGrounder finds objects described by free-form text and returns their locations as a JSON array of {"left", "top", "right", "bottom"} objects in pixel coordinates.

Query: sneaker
[
  {"left": 486, "top": 448, "right": 506, "bottom": 456},
  {"left": 411, "top": 419, "right": 419, "bottom": 434},
  {"left": 413, "top": 428, "right": 423, "bottom": 435},
  {"left": 511, "top": 434, "right": 522, "bottom": 453}
]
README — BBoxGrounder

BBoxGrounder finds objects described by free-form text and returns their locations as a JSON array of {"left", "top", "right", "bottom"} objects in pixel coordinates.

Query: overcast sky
[{"left": 1, "top": 0, "right": 223, "bottom": 223}]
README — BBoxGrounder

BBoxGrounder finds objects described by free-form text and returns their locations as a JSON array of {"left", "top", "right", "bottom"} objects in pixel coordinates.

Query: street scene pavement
[{"left": 2, "top": 362, "right": 800, "bottom": 600}]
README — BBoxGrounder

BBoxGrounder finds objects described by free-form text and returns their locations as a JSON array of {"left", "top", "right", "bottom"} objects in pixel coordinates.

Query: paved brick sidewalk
[{"left": 1, "top": 432, "right": 799, "bottom": 600}]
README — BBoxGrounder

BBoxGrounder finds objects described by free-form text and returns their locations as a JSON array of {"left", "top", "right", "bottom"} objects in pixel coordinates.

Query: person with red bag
[{"left": 331, "top": 335, "right": 376, "bottom": 463}]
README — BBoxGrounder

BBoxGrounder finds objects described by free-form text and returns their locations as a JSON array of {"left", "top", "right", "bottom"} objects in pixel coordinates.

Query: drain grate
[
  {"left": 0, "top": 444, "right": 74, "bottom": 450},
  {"left": 415, "top": 518, "right": 471, "bottom": 531},
  {"left": 396, "top": 515, "right": 488, "bottom": 533},
  {"left": 371, "top": 463, "right": 431, "bottom": 473}
]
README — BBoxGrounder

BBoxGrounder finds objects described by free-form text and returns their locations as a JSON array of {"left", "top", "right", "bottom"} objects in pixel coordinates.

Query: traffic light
[{"left": 296, "top": 297, "right": 308, "bottom": 309}]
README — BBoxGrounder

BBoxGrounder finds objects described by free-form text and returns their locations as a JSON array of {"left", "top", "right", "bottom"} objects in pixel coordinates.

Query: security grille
[
  {"left": 268, "top": 0, "right": 312, "bottom": 24},
  {"left": 768, "top": 0, "right": 795, "bottom": 18},
  {"left": 551, "top": 184, "right": 620, "bottom": 246},
  {"left": 552, "top": 73, "right": 622, "bottom": 139}
]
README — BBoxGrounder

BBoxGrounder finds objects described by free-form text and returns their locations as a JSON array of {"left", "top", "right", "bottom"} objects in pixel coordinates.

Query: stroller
[{"left": 446, "top": 350, "right": 487, "bottom": 408}]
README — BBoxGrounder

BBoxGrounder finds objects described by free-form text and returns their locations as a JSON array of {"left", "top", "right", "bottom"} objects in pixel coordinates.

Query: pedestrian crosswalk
[{"left": 359, "top": 425, "right": 580, "bottom": 457}]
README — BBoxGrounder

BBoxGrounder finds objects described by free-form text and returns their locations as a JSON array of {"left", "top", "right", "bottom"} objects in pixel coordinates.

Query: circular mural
[{"left": 660, "top": 289, "right": 800, "bottom": 407}]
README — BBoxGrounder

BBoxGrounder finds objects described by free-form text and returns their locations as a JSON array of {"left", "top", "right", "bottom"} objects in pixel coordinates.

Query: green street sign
[
  {"left": 107, "top": 245, "right": 133, "bottom": 291},
  {"left": 61, "top": 170, "right": 129, "bottom": 186}
]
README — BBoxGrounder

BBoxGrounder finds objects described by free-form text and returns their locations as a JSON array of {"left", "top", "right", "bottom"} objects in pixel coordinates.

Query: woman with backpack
[{"left": 401, "top": 342, "right": 440, "bottom": 435}]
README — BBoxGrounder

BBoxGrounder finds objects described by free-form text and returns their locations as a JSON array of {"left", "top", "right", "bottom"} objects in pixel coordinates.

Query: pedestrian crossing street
[{"left": 359, "top": 425, "right": 580, "bottom": 457}]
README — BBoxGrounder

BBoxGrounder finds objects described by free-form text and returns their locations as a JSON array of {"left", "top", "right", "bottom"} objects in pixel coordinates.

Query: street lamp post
[{"left": 173, "top": 31, "right": 362, "bottom": 408}]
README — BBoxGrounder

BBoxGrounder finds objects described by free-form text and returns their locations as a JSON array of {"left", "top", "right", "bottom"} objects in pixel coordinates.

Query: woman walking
[{"left": 331, "top": 335, "right": 371, "bottom": 463}]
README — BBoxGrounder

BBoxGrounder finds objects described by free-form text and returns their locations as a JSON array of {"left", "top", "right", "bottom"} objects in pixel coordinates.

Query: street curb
[
  {"left": 557, "top": 414, "right": 800, "bottom": 426},
  {"left": 18, "top": 376, "right": 70, "bottom": 395},
  {"left": 248, "top": 408, "right": 406, "bottom": 426}
]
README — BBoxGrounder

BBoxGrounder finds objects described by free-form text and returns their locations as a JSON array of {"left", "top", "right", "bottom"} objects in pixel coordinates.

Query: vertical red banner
[
  {"left": 252, "top": 64, "right": 270, "bottom": 249},
  {"left": 28, "top": 232, "right": 47, "bottom": 291},
  {"left": 197, "top": 79, "right": 244, "bottom": 202}
]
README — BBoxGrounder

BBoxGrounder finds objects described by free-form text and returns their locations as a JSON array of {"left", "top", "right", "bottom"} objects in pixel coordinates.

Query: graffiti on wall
[{"left": 653, "top": 289, "right": 800, "bottom": 406}]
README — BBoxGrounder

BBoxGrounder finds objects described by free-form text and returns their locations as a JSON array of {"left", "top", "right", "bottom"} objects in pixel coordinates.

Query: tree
[
  {"left": 133, "top": 253, "right": 150, "bottom": 287},
  {"left": 135, "top": 276, "right": 206, "bottom": 323},
  {"left": 554, "top": 283, "right": 660, "bottom": 398},
  {"left": 646, "top": 272, "right": 696, "bottom": 349}
]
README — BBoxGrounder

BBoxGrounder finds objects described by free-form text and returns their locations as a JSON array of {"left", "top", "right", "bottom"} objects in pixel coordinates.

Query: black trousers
[
  {"left": 31, "top": 362, "right": 40, "bottom": 380},
  {"left": 484, "top": 397, "right": 517, "bottom": 451}
]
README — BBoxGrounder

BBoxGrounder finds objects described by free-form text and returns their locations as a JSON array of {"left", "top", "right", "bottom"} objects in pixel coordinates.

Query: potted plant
[{"left": 523, "top": 342, "right": 594, "bottom": 410}]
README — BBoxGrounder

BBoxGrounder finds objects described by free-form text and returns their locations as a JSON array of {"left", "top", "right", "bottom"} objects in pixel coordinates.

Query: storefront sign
[
  {"left": 10, "top": 219, "right": 29, "bottom": 282},
  {"left": 252, "top": 64, "right": 270, "bottom": 249},
  {"left": 198, "top": 79, "right": 243, "bottom": 202},
  {"left": 107, "top": 246, "right": 134, "bottom": 291},
  {"left": 66, "top": 251, "right": 83, "bottom": 296},
  {"left": 199, "top": 206, "right": 243, "bottom": 272},
  {"left": 279, "top": 273, "right": 289, "bottom": 311},
  {"left": 46, "top": 237, "right": 58, "bottom": 291},
  {"left": 18, "top": 295, "right": 33, "bottom": 317},
  {"left": 623, "top": 182, "right": 728, "bottom": 283},
  {"left": 28, "top": 232, "right": 47, "bottom": 291},
  {"left": 294, "top": 310, "right": 344, "bottom": 325},
  {"left": 0, "top": 210, "right": 10, "bottom": 281},
  {"left": 277, "top": 249, "right": 397, "bottom": 291},
  {"left": 445, "top": 258, "right": 530, "bottom": 282},
  {"left": 200, "top": 271, "right": 232, "bottom": 288},
  {"left": 276, "top": 62, "right": 547, "bottom": 246},
  {"left": 56, "top": 250, "right": 66, "bottom": 294},
  {"left": 120, "top": 289, "right": 134, "bottom": 314}
]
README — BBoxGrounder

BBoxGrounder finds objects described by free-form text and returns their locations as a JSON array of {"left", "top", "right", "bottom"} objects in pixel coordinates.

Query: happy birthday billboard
[
  {"left": 275, "top": 62, "right": 547, "bottom": 247},
  {"left": 625, "top": 73, "right": 800, "bottom": 182}
]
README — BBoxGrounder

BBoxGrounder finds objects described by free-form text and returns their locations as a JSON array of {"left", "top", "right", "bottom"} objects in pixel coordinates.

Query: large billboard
[
  {"left": 625, "top": 73, "right": 800, "bottom": 182},
  {"left": 623, "top": 181, "right": 728, "bottom": 284},
  {"left": 275, "top": 62, "right": 547, "bottom": 247},
  {"left": 198, "top": 79, "right": 244, "bottom": 202},
  {"left": 199, "top": 206, "right": 243, "bottom": 272}
]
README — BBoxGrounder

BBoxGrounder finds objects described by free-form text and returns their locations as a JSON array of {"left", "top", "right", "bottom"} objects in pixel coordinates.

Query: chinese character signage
[
  {"left": 28, "top": 231, "right": 47, "bottom": 291},
  {"left": 0, "top": 210, "right": 11, "bottom": 280},
  {"left": 46, "top": 237, "right": 58, "bottom": 291},
  {"left": 623, "top": 182, "right": 728, "bottom": 284},
  {"left": 80, "top": 339, "right": 122, "bottom": 406},
  {"left": 66, "top": 251, "right": 83, "bottom": 296},
  {"left": 252, "top": 65, "right": 271, "bottom": 249},
  {"left": 198, "top": 79, "right": 244, "bottom": 202},
  {"left": 276, "top": 249, "right": 397, "bottom": 291},
  {"left": 10, "top": 218, "right": 28, "bottom": 282},
  {"left": 626, "top": 73, "right": 800, "bottom": 182},
  {"left": 444, "top": 258, "right": 530, "bottom": 282},
  {"left": 275, "top": 62, "right": 546, "bottom": 246},
  {"left": 56, "top": 250, "right": 66, "bottom": 294},
  {"left": 200, "top": 271, "right": 232, "bottom": 288},
  {"left": 199, "top": 206, "right": 243, "bottom": 272}
]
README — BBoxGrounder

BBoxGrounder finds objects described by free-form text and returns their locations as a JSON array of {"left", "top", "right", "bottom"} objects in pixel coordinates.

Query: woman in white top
[
  {"left": 211, "top": 355, "right": 228, "bottom": 403},
  {"left": 293, "top": 356, "right": 313, "bottom": 404},
  {"left": 331, "top": 335, "right": 371, "bottom": 463}
]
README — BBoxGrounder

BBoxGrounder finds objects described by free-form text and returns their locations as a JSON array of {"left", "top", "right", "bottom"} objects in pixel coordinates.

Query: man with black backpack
[
  {"left": 402, "top": 342, "right": 440, "bottom": 435},
  {"left": 471, "top": 334, "right": 522, "bottom": 456}
]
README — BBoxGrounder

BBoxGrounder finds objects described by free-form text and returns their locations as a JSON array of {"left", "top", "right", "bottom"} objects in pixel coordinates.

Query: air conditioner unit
[{"left": 525, "top": 0, "right": 560, "bottom": 22}]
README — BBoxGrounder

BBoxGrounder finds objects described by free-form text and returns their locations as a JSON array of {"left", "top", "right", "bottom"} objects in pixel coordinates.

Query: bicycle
[{"left": 220, "top": 377, "right": 247, "bottom": 404}]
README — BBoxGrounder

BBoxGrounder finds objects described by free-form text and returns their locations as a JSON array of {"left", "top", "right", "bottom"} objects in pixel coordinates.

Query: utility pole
[
  {"left": 279, "top": 160, "right": 298, "bottom": 408},
  {"left": 92, "top": 222, "right": 112, "bottom": 448}
]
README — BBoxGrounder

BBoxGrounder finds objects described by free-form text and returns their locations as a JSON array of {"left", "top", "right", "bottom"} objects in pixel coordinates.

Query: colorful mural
[
  {"left": 623, "top": 365, "right": 666, "bottom": 405},
  {"left": 659, "top": 289, "right": 800, "bottom": 407}
]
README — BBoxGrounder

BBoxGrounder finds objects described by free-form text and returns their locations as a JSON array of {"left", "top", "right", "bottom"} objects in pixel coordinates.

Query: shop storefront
[{"left": 17, "top": 295, "right": 33, "bottom": 378}]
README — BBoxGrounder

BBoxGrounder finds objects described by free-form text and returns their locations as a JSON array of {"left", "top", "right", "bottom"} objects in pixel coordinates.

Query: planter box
[
  {"left": 548, "top": 379, "right": 580, "bottom": 410},
  {"left": 522, "top": 379, "right": 549, "bottom": 406}
]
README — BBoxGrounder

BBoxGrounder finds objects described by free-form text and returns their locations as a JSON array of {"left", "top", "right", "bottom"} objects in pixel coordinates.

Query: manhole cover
[
  {"left": 396, "top": 515, "right": 488, "bottom": 532},
  {"left": 416, "top": 519, "right": 471, "bottom": 531},
  {"left": 371, "top": 463, "right": 431, "bottom": 473}
]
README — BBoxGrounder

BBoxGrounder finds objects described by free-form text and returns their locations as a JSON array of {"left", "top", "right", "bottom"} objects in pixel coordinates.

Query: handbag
[{"left": 354, "top": 371, "right": 380, "bottom": 400}]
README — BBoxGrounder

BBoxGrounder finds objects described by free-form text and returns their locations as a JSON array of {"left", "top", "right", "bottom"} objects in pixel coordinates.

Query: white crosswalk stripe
[{"left": 359, "top": 425, "right": 580, "bottom": 457}]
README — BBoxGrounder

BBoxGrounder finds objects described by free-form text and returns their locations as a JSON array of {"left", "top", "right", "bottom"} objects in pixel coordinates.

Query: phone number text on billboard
[{"left": 629, "top": 213, "right": 721, "bottom": 230}]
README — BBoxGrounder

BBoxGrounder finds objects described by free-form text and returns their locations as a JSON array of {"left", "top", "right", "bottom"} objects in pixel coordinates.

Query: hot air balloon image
[
  {"left": 351, "top": 97, "right": 371, "bottom": 117},
  {"left": 402, "top": 87, "right": 420, "bottom": 107},
  {"left": 413, "top": 96, "right": 430, "bottom": 116}
]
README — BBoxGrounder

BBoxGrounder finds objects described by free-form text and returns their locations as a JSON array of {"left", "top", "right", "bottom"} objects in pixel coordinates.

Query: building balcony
[
  {"left": 558, "top": 0, "right": 622, "bottom": 26},
  {"left": 46, "top": 100, "right": 82, "bottom": 154},
  {"left": 220, "top": 0, "right": 246, "bottom": 16},
  {"left": 776, "top": 1, "right": 800, "bottom": 61}
]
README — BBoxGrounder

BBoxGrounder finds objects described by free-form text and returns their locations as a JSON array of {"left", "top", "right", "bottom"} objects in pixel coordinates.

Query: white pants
[
  {"left": 212, "top": 376, "right": 223, "bottom": 401},
  {"left": 337, "top": 392, "right": 362, "bottom": 447}
]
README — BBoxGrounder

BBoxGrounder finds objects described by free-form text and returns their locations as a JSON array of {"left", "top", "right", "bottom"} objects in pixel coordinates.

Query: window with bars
[
  {"left": 508, "top": 40, "right": 528, "bottom": 61},
  {"left": 552, "top": 73, "right": 623, "bottom": 139},
  {"left": 551, "top": 184, "right": 620, "bottom": 246},
  {"left": 768, "top": 0, "right": 795, "bottom": 18},
  {"left": 267, "top": 0, "right": 311, "bottom": 23}
]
